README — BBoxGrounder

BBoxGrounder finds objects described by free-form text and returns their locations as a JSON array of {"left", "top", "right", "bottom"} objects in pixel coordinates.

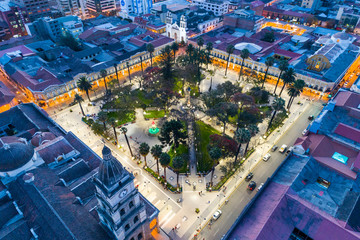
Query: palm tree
[
  {"left": 126, "top": 61, "right": 131, "bottom": 83},
  {"left": 74, "top": 93, "right": 85, "bottom": 116},
  {"left": 279, "top": 68, "right": 296, "bottom": 96},
  {"left": 120, "top": 127, "right": 133, "bottom": 157},
  {"left": 225, "top": 44, "right": 235, "bottom": 76},
  {"left": 113, "top": 63, "right": 120, "bottom": 88},
  {"left": 160, "top": 152, "right": 171, "bottom": 181},
  {"left": 245, "top": 124, "right": 259, "bottom": 155},
  {"left": 205, "top": 42, "right": 213, "bottom": 69},
  {"left": 234, "top": 128, "right": 251, "bottom": 165},
  {"left": 108, "top": 117, "right": 118, "bottom": 143},
  {"left": 287, "top": 79, "right": 305, "bottom": 110},
  {"left": 147, "top": 43, "right": 155, "bottom": 67},
  {"left": 197, "top": 36, "right": 204, "bottom": 50},
  {"left": 274, "top": 60, "right": 288, "bottom": 94},
  {"left": 100, "top": 69, "right": 108, "bottom": 93},
  {"left": 261, "top": 56, "right": 274, "bottom": 88},
  {"left": 267, "top": 97, "right": 285, "bottom": 131},
  {"left": 151, "top": 144, "right": 163, "bottom": 175},
  {"left": 172, "top": 156, "right": 184, "bottom": 189},
  {"left": 238, "top": 48, "right": 250, "bottom": 81},
  {"left": 209, "top": 147, "right": 222, "bottom": 187},
  {"left": 186, "top": 43, "right": 195, "bottom": 64},
  {"left": 77, "top": 77, "right": 92, "bottom": 102},
  {"left": 139, "top": 56, "right": 144, "bottom": 75},
  {"left": 139, "top": 142, "right": 150, "bottom": 167},
  {"left": 171, "top": 42, "right": 179, "bottom": 63},
  {"left": 97, "top": 111, "right": 108, "bottom": 129}
]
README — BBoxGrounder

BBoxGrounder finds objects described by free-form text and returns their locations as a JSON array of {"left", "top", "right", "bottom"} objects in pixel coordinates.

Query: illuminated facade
[{"left": 166, "top": 12, "right": 187, "bottom": 43}]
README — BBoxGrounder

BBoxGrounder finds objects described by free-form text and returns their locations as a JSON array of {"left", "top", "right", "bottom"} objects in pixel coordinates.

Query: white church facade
[{"left": 165, "top": 11, "right": 188, "bottom": 43}]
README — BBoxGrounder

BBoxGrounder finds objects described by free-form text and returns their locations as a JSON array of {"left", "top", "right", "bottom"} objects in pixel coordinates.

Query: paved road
[{"left": 197, "top": 101, "right": 323, "bottom": 240}]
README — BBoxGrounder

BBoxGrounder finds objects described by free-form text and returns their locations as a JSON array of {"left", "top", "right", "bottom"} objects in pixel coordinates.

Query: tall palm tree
[
  {"left": 238, "top": 48, "right": 250, "bottom": 81},
  {"left": 139, "top": 56, "right": 144, "bottom": 75},
  {"left": 197, "top": 36, "right": 204, "bottom": 50},
  {"left": 146, "top": 43, "right": 155, "bottom": 67},
  {"left": 274, "top": 60, "right": 288, "bottom": 94},
  {"left": 108, "top": 117, "right": 118, "bottom": 143},
  {"left": 267, "top": 97, "right": 285, "bottom": 131},
  {"left": 126, "top": 61, "right": 131, "bottom": 83},
  {"left": 74, "top": 93, "right": 85, "bottom": 116},
  {"left": 151, "top": 144, "right": 163, "bottom": 175},
  {"left": 97, "top": 111, "right": 108, "bottom": 129},
  {"left": 287, "top": 79, "right": 305, "bottom": 110},
  {"left": 245, "top": 124, "right": 259, "bottom": 154},
  {"left": 234, "top": 128, "right": 251, "bottom": 165},
  {"left": 279, "top": 68, "right": 296, "bottom": 96},
  {"left": 120, "top": 127, "right": 133, "bottom": 157},
  {"left": 209, "top": 147, "right": 222, "bottom": 187},
  {"left": 100, "top": 69, "right": 108, "bottom": 93},
  {"left": 225, "top": 44, "right": 235, "bottom": 76},
  {"left": 171, "top": 42, "right": 179, "bottom": 63},
  {"left": 186, "top": 43, "right": 195, "bottom": 64},
  {"left": 205, "top": 42, "right": 213, "bottom": 69},
  {"left": 113, "top": 63, "right": 120, "bottom": 88},
  {"left": 160, "top": 152, "right": 171, "bottom": 181},
  {"left": 172, "top": 156, "right": 184, "bottom": 189},
  {"left": 139, "top": 142, "right": 150, "bottom": 167},
  {"left": 77, "top": 76, "right": 92, "bottom": 102},
  {"left": 261, "top": 56, "right": 274, "bottom": 88}
]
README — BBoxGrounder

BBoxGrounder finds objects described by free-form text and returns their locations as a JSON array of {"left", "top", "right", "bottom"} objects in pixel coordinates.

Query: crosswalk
[{"left": 134, "top": 178, "right": 177, "bottom": 228}]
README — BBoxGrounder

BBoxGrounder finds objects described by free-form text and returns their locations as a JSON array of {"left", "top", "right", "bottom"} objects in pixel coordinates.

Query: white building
[
  {"left": 57, "top": 0, "right": 87, "bottom": 18},
  {"left": 192, "top": 0, "right": 229, "bottom": 16},
  {"left": 197, "top": 17, "right": 220, "bottom": 33},
  {"left": 301, "top": 0, "right": 322, "bottom": 12},
  {"left": 119, "top": 0, "right": 152, "bottom": 18},
  {"left": 166, "top": 12, "right": 187, "bottom": 43}
]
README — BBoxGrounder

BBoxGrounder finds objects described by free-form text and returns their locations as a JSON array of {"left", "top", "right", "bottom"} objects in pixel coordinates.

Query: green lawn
[
  {"left": 168, "top": 144, "right": 189, "bottom": 173},
  {"left": 173, "top": 78, "right": 184, "bottom": 96},
  {"left": 143, "top": 110, "right": 165, "bottom": 119},
  {"left": 107, "top": 111, "right": 136, "bottom": 125},
  {"left": 195, "top": 120, "right": 221, "bottom": 172}
]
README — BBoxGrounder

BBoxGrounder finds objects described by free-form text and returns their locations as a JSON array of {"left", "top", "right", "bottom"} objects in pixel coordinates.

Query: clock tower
[{"left": 94, "top": 146, "right": 159, "bottom": 240}]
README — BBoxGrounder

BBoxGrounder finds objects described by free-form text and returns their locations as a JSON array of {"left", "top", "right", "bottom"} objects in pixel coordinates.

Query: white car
[
  {"left": 302, "top": 129, "right": 308, "bottom": 136},
  {"left": 257, "top": 183, "right": 264, "bottom": 191},
  {"left": 213, "top": 210, "right": 222, "bottom": 221},
  {"left": 263, "top": 153, "right": 271, "bottom": 162},
  {"left": 279, "top": 144, "right": 287, "bottom": 153}
]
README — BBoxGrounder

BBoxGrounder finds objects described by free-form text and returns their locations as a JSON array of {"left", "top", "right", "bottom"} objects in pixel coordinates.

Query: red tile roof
[{"left": 334, "top": 123, "right": 360, "bottom": 143}]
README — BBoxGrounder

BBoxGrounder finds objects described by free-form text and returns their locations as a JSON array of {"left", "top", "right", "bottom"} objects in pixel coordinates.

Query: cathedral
[{"left": 166, "top": 11, "right": 188, "bottom": 43}]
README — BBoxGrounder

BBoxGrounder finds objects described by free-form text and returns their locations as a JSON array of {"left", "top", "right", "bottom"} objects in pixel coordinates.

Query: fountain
[{"left": 148, "top": 121, "right": 160, "bottom": 136}]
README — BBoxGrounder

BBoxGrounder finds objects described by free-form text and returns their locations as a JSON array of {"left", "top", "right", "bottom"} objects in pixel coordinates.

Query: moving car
[
  {"left": 279, "top": 144, "right": 287, "bottom": 153},
  {"left": 213, "top": 210, "right": 222, "bottom": 221},
  {"left": 245, "top": 172, "right": 254, "bottom": 182},
  {"left": 263, "top": 153, "right": 271, "bottom": 162},
  {"left": 248, "top": 181, "right": 257, "bottom": 191},
  {"left": 271, "top": 145, "right": 278, "bottom": 152},
  {"left": 257, "top": 183, "right": 264, "bottom": 191}
]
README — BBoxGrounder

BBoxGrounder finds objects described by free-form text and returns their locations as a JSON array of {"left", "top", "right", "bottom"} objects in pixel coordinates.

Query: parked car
[
  {"left": 308, "top": 115, "right": 314, "bottom": 120},
  {"left": 263, "top": 153, "right": 271, "bottom": 162},
  {"left": 245, "top": 172, "right": 254, "bottom": 182},
  {"left": 248, "top": 181, "right": 257, "bottom": 191},
  {"left": 271, "top": 145, "right": 278, "bottom": 152},
  {"left": 302, "top": 129, "right": 308, "bottom": 136},
  {"left": 213, "top": 210, "right": 222, "bottom": 221},
  {"left": 279, "top": 144, "right": 287, "bottom": 153},
  {"left": 285, "top": 147, "right": 294, "bottom": 156},
  {"left": 257, "top": 183, "right": 264, "bottom": 191}
]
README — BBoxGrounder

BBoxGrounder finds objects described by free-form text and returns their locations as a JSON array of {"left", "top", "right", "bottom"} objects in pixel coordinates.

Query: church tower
[
  {"left": 166, "top": 11, "right": 173, "bottom": 38},
  {"left": 179, "top": 15, "right": 188, "bottom": 43},
  {"left": 94, "top": 146, "right": 159, "bottom": 240}
]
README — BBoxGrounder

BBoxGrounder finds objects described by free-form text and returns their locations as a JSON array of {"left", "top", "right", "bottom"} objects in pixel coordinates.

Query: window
[
  {"left": 317, "top": 177, "right": 330, "bottom": 189},
  {"left": 120, "top": 208, "right": 125, "bottom": 216},
  {"left": 289, "top": 228, "right": 313, "bottom": 240},
  {"left": 129, "top": 201, "right": 134, "bottom": 208},
  {"left": 138, "top": 233, "right": 143, "bottom": 240},
  {"left": 125, "top": 224, "right": 130, "bottom": 231},
  {"left": 134, "top": 216, "right": 139, "bottom": 224}
]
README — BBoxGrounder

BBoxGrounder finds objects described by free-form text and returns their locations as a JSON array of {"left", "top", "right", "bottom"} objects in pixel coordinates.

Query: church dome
[
  {"left": 98, "top": 146, "right": 127, "bottom": 187},
  {"left": 0, "top": 141, "right": 34, "bottom": 172},
  {"left": 31, "top": 132, "right": 56, "bottom": 147}
]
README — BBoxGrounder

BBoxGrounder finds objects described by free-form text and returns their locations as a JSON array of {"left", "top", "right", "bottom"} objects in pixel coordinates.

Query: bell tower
[
  {"left": 179, "top": 15, "right": 188, "bottom": 43},
  {"left": 94, "top": 146, "right": 158, "bottom": 240}
]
